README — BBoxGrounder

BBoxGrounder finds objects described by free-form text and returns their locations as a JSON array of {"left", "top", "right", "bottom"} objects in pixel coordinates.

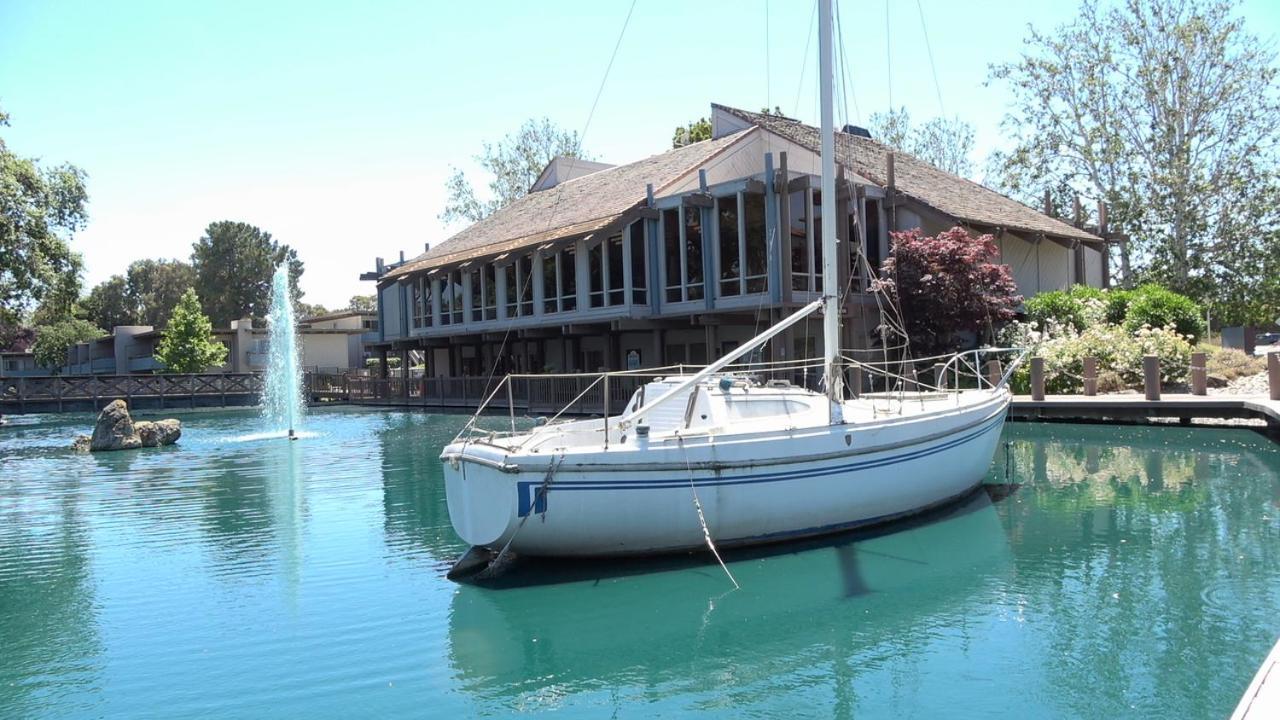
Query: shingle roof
[
  {"left": 386, "top": 130, "right": 752, "bottom": 279},
  {"left": 714, "top": 104, "right": 1101, "bottom": 243}
]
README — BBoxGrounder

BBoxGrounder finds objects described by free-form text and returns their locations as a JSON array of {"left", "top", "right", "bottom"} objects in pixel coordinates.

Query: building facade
[{"left": 367, "top": 104, "right": 1108, "bottom": 377}]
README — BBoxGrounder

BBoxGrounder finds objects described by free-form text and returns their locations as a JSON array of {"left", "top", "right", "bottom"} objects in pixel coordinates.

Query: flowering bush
[
  {"left": 1000, "top": 315, "right": 1193, "bottom": 394},
  {"left": 876, "top": 227, "right": 1022, "bottom": 354}
]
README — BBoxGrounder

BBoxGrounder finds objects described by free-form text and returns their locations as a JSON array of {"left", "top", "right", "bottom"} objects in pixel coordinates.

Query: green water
[{"left": 1, "top": 409, "right": 1278, "bottom": 719}]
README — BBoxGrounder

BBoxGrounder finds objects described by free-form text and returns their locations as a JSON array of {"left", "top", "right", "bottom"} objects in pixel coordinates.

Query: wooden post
[
  {"left": 1083, "top": 356, "right": 1098, "bottom": 396},
  {"left": 886, "top": 152, "right": 896, "bottom": 189},
  {"left": 1269, "top": 352, "right": 1280, "bottom": 402},
  {"left": 1030, "top": 357, "right": 1045, "bottom": 401},
  {"left": 986, "top": 359, "right": 1001, "bottom": 388},
  {"left": 851, "top": 364, "right": 862, "bottom": 398},
  {"left": 1190, "top": 352, "right": 1207, "bottom": 396},
  {"left": 1143, "top": 355, "right": 1160, "bottom": 401}
]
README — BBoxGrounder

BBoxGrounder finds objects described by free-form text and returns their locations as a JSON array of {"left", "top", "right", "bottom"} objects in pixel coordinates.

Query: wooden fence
[{"left": 1, "top": 373, "right": 262, "bottom": 414}]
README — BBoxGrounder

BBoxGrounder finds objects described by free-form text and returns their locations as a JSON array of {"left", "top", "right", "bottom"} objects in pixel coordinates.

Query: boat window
[
  {"left": 718, "top": 195, "right": 741, "bottom": 297},
  {"left": 724, "top": 398, "right": 809, "bottom": 419}
]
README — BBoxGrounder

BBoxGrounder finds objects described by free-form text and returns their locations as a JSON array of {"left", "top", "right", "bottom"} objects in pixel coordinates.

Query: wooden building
[{"left": 366, "top": 104, "right": 1106, "bottom": 377}]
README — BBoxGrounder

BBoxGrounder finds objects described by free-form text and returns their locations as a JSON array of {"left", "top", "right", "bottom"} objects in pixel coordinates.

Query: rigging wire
[
  {"left": 914, "top": 0, "right": 946, "bottom": 116},
  {"left": 884, "top": 0, "right": 893, "bottom": 112},
  {"left": 793, "top": 0, "right": 819, "bottom": 118}
]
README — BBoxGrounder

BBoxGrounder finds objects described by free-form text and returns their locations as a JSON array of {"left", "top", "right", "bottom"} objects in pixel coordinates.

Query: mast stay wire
[{"left": 915, "top": 0, "right": 946, "bottom": 116}]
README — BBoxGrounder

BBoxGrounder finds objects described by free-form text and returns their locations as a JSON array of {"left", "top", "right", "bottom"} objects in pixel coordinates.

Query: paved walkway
[{"left": 1233, "top": 637, "right": 1280, "bottom": 719}]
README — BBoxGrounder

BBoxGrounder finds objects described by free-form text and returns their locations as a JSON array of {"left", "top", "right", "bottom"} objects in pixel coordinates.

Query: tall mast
[{"left": 818, "top": 0, "right": 842, "bottom": 409}]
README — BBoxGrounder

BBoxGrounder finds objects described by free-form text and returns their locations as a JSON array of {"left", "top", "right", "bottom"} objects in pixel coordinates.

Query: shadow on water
[{"left": 467, "top": 484, "right": 1021, "bottom": 591}]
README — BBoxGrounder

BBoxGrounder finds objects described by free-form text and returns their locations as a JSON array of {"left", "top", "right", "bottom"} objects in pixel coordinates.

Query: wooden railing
[{"left": 1, "top": 373, "right": 262, "bottom": 413}]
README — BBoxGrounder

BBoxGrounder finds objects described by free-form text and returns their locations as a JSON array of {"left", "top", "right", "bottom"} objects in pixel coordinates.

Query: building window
[
  {"left": 718, "top": 195, "right": 741, "bottom": 297},
  {"left": 864, "top": 198, "right": 882, "bottom": 275},
  {"left": 557, "top": 246, "right": 577, "bottom": 312},
  {"left": 411, "top": 277, "right": 433, "bottom": 329},
  {"left": 629, "top": 221, "right": 647, "bottom": 304},
  {"left": 517, "top": 255, "right": 534, "bottom": 316},
  {"left": 470, "top": 268, "right": 483, "bottom": 322},
  {"left": 411, "top": 277, "right": 425, "bottom": 329},
  {"left": 790, "top": 189, "right": 809, "bottom": 292},
  {"left": 588, "top": 241, "right": 605, "bottom": 308},
  {"left": 663, "top": 208, "right": 681, "bottom": 302},
  {"left": 542, "top": 253, "right": 557, "bottom": 314},
  {"left": 439, "top": 275, "right": 453, "bottom": 326},
  {"left": 684, "top": 205, "right": 704, "bottom": 301},
  {"left": 449, "top": 271, "right": 464, "bottom": 324},
  {"left": 502, "top": 263, "right": 516, "bottom": 317},
  {"left": 482, "top": 265, "right": 497, "bottom": 321},
  {"left": 812, "top": 190, "right": 824, "bottom": 293},
  {"left": 607, "top": 234, "right": 625, "bottom": 306},
  {"left": 743, "top": 192, "right": 768, "bottom": 294}
]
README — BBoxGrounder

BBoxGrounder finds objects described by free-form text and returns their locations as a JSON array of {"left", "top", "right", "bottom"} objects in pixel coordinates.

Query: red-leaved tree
[{"left": 874, "top": 227, "right": 1021, "bottom": 354}]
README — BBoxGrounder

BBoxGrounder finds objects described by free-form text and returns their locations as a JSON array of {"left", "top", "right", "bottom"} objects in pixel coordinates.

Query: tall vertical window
[
  {"left": 743, "top": 192, "right": 768, "bottom": 293},
  {"left": 864, "top": 198, "right": 882, "bottom": 274},
  {"left": 588, "top": 241, "right": 605, "bottom": 308},
  {"left": 558, "top": 246, "right": 577, "bottom": 312},
  {"left": 543, "top": 253, "right": 558, "bottom": 314},
  {"left": 607, "top": 234, "right": 624, "bottom": 306},
  {"left": 411, "top": 277, "right": 425, "bottom": 329},
  {"left": 439, "top": 276, "right": 452, "bottom": 326},
  {"left": 470, "top": 268, "right": 483, "bottom": 322},
  {"left": 504, "top": 263, "right": 518, "bottom": 317},
  {"left": 517, "top": 255, "right": 534, "bottom": 316},
  {"left": 718, "top": 195, "right": 741, "bottom": 297},
  {"left": 684, "top": 206, "right": 704, "bottom": 301},
  {"left": 663, "top": 209, "right": 681, "bottom": 302},
  {"left": 629, "top": 221, "right": 647, "bottom": 304},
  {"left": 790, "top": 189, "right": 809, "bottom": 291},
  {"left": 450, "top": 271, "right": 464, "bottom": 324},
  {"left": 812, "top": 190, "right": 824, "bottom": 293},
  {"left": 481, "top": 265, "right": 496, "bottom": 320}
]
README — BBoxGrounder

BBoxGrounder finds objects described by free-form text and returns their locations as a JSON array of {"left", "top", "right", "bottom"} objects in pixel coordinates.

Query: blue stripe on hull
[{"left": 517, "top": 411, "right": 1006, "bottom": 517}]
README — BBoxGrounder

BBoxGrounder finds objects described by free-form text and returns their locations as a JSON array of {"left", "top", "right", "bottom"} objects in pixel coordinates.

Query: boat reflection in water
[{"left": 446, "top": 488, "right": 1014, "bottom": 708}]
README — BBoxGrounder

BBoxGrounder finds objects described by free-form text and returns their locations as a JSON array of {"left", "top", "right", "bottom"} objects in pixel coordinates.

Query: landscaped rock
[
  {"left": 136, "top": 419, "right": 182, "bottom": 447},
  {"left": 90, "top": 400, "right": 142, "bottom": 451},
  {"left": 81, "top": 400, "right": 181, "bottom": 452},
  {"left": 72, "top": 434, "right": 92, "bottom": 452}
]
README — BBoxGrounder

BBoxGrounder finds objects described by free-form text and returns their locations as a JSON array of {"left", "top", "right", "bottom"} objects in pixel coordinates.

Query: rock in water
[
  {"left": 136, "top": 419, "right": 182, "bottom": 447},
  {"left": 72, "top": 435, "right": 92, "bottom": 452},
  {"left": 84, "top": 400, "right": 182, "bottom": 451},
  {"left": 90, "top": 400, "right": 142, "bottom": 451}
]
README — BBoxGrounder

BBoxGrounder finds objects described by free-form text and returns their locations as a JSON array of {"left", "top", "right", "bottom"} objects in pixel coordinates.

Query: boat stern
[{"left": 441, "top": 442, "right": 519, "bottom": 549}]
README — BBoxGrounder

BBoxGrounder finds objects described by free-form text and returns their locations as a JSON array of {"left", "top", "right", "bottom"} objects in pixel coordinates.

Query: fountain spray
[{"left": 262, "top": 262, "right": 305, "bottom": 439}]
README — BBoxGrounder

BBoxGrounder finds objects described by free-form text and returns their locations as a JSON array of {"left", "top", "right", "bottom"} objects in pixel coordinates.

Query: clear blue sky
[{"left": 2, "top": 0, "right": 1277, "bottom": 310}]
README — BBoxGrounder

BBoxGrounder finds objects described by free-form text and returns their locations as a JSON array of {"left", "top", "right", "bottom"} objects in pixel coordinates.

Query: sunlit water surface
[{"left": 1, "top": 408, "right": 1278, "bottom": 718}]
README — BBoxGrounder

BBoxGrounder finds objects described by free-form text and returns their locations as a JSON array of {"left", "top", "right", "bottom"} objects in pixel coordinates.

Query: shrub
[
  {"left": 1204, "top": 345, "right": 1265, "bottom": 381},
  {"left": 1104, "top": 289, "right": 1134, "bottom": 325},
  {"left": 877, "top": 227, "right": 1022, "bottom": 354},
  {"left": 1025, "top": 291, "right": 1086, "bottom": 332},
  {"left": 1000, "top": 317, "right": 1193, "bottom": 394},
  {"left": 1122, "top": 285, "right": 1204, "bottom": 342}
]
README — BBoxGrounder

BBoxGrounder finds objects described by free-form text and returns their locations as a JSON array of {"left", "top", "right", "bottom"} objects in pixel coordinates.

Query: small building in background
[{"left": 0, "top": 350, "right": 39, "bottom": 378}]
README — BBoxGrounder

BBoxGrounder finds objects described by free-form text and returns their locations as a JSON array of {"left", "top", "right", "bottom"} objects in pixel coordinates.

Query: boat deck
[{"left": 1233, "top": 637, "right": 1280, "bottom": 719}]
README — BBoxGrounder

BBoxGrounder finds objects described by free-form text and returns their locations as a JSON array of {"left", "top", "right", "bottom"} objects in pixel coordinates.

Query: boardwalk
[
  {"left": 1, "top": 374, "right": 262, "bottom": 414},
  {"left": 1010, "top": 393, "right": 1280, "bottom": 431}
]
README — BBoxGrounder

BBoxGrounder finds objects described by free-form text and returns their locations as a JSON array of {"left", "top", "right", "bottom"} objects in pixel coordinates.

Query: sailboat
[{"left": 441, "top": 0, "right": 1023, "bottom": 566}]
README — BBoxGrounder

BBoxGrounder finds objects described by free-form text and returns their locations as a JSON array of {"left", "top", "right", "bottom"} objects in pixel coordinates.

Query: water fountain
[{"left": 262, "top": 262, "right": 304, "bottom": 439}]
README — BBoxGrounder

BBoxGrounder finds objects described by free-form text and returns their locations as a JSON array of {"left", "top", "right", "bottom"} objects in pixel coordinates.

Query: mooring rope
[
  {"left": 486, "top": 453, "right": 565, "bottom": 571},
  {"left": 678, "top": 436, "right": 740, "bottom": 590}
]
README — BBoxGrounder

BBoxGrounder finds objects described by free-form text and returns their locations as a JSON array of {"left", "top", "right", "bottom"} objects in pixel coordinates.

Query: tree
[
  {"left": 126, "top": 259, "right": 196, "bottom": 327},
  {"left": 0, "top": 318, "right": 35, "bottom": 353},
  {"left": 875, "top": 227, "right": 1022, "bottom": 354},
  {"left": 989, "top": 0, "right": 1280, "bottom": 307},
  {"left": 867, "top": 107, "right": 976, "bottom": 177},
  {"left": 348, "top": 294, "right": 376, "bottom": 312},
  {"left": 32, "top": 318, "right": 103, "bottom": 371},
  {"left": 191, "top": 221, "right": 303, "bottom": 327},
  {"left": 295, "top": 302, "right": 328, "bottom": 319},
  {"left": 0, "top": 105, "right": 89, "bottom": 327},
  {"left": 672, "top": 118, "right": 712, "bottom": 148},
  {"left": 154, "top": 288, "right": 228, "bottom": 373},
  {"left": 83, "top": 275, "right": 134, "bottom": 329},
  {"left": 440, "top": 118, "right": 588, "bottom": 225}
]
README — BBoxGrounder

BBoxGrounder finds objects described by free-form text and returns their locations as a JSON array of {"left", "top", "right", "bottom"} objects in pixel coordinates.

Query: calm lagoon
[{"left": 1, "top": 408, "right": 1278, "bottom": 718}]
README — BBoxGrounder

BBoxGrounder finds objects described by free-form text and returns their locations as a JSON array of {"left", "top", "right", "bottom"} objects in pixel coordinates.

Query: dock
[
  {"left": 1010, "top": 393, "right": 1280, "bottom": 433},
  {"left": 1233, "top": 637, "right": 1280, "bottom": 719}
]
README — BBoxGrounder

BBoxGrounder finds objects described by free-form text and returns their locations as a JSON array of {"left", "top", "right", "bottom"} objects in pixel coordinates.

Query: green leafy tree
[
  {"left": 989, "top": 0, "right": 1280, "bottom": 306},
  {"left": 440, "top": 118, "right": 588, "bottom": 224},
  {"left": 191, "top": 221, "right": 303, "bottom": 327},
  {"left": 83, "top": 275, "right": 134, "bottom": 329},
  {"left": 0, "top": 105, "right": 89, "bottom": 327},
  {"left": 672, "top": 117, "right": 712, "bottom": 148},
  {"left": 126, "top": 259, "right": 196, "bottom": 327},
  {"left": 154, "top": 288, "right": 228, "bottom": 373},
  {"left": 32, "top": 318, "right": 103, "bottom": 371},
  {"left": 348, "top": 294, "right": 376, "bottom": 312},
  {"left": 295, "top": 302, "right": 328, "bottom": 319},
  {"left": 867, "top": 107, "right": 976, "bottom": 178}
]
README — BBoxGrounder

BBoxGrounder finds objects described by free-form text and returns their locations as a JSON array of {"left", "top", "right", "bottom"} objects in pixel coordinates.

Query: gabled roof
[
  {"left": 386, "top": 129, "right": 753, "bottom": 279},
  {"left": 714, "top": 104, "right": 1102, "bottom": 243}
]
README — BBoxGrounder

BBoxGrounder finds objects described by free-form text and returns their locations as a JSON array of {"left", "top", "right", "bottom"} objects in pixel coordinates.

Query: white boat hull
[{"left": 443, "top": 391, "right": 1009, "bottom": 557}]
